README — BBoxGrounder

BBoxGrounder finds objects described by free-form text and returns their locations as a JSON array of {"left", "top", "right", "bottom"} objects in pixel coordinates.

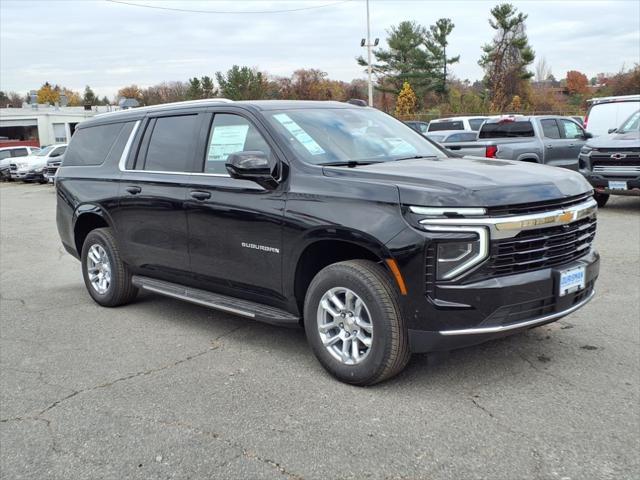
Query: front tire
[
  {"left": 81, "top": 228, "right": 137, "bottom": 307},
  {"left": 594, "top": 192, "right": 609, "bottom": 208},
  {"left": 304, "top": 260, "right": 410, "bottom": 386}
]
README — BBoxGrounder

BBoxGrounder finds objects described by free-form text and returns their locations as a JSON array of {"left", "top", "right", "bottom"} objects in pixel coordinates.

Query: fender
[
  {"left": 73, "top": 202, "right": 117, "bottom": 232},
  {"left": 516, "top": 153, "right": 541, "bottom": 163}
]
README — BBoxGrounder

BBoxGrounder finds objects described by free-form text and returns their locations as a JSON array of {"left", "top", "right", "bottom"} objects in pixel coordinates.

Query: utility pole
[{"left": 361, "top": 0, "right": 378, "bottom": 107}]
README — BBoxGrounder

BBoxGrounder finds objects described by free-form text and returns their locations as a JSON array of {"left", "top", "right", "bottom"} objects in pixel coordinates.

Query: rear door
[
  {"left": 184, "top": 109, "right": 286, "bottom": 302},
  {"left": 115, "top": 112, "right": 202, "bottom": 280}
]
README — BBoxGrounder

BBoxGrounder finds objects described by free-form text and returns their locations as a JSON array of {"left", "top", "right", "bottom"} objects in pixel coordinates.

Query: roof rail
[
  {"left": 94, "top": 98, "right": 234, "bottom": 117},
  {"left": 587, "top": 94, "right": 640, "bottom": 104}
]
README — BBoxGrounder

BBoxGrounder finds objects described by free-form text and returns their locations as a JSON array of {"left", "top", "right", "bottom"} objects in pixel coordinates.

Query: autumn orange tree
[
  {"left": 565, "top": 70, "right": 589, "bottom": 95},
  {"left": 36, "top": 82, "right": 82, "bottom": 106},
  {"left": 395, "top": 81, "right": 418, "bottom": 118}
]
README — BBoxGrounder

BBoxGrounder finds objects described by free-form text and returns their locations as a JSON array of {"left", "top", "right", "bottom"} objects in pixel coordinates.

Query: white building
[{"left": 0, "top": 104, "right": 120, "bottom": 146}]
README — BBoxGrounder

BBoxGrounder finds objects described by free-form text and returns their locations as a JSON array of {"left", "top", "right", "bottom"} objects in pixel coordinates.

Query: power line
[{"left": 105, "top": 0, "right": 355, "bottom": 14}]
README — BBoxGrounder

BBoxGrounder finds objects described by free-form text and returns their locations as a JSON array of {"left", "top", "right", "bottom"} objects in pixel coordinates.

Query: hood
[
  {"left": 587, "top": 130, "right": 640, "bottom": 149},
  {"left": 323, "top": 157, "right": 592, "bottom": 207},
  {"left": 15, "top": 155, "right": 47, "bottom": 168}
]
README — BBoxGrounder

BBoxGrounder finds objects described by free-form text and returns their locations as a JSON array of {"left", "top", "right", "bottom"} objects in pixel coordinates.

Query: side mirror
[
  {"left": 607, "top": 128, "right": 617, "bottom": 134},
  {"left": 584, "top": 131, "right": 593, "bottom": 139},
  {"left": 225, "top": 151, "right": 277, "bottom": 187}
]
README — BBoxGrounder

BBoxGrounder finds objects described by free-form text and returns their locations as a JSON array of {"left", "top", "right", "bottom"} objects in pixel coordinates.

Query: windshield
[
  {"left": 618, "top": 110, "right": 640, "bottom": 133},
  {"left": 265, "top": 108, "right": 443, "bottom": 165},
  {"left": 34, "top": 145, "right": 55, "bottom": 156}
]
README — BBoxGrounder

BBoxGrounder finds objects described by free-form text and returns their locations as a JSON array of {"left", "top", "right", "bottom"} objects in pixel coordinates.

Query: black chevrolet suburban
[{"left": 56, "top": 100, "right": 600, "bottom": 385}]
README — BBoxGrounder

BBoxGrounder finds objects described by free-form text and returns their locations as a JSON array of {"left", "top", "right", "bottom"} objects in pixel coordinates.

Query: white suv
[
  {"left": 427, "top": 116, "right": 488, "bottom": 132},
  {"left": 12, "top": 144, "right": 67, "bottom": 182},
  {"left": 0, "top": 146, "right": 40, "bottom": 180}
]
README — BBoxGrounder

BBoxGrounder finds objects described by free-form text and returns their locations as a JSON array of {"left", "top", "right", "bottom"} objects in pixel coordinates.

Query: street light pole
[
  {"left": 361, "top": 0, "right": 378, "bottom": 107},
  {"left": 366, "top": 0, "right": 373, "bottom": 106}
]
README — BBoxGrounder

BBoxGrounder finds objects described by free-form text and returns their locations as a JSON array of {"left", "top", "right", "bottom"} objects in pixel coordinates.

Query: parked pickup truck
[
  {"left": 55, "top": 100, "right": 599, "bottom": 385},
  {"left": 437, "top": 115, "right": 591, "bottom": 170}
]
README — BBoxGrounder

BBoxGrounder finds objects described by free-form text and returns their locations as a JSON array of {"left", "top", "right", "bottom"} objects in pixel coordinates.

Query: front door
[
  {"left": 185, "top": 111, "right": 286, "bottom": 303},
  {"left": 115, "top": 112, "right": 202, "bottom": 280}
]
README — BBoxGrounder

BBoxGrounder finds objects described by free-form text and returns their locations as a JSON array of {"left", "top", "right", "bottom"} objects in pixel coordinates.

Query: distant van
[{"left": 584, "top": 95, "right": 640, "bottom": 136}]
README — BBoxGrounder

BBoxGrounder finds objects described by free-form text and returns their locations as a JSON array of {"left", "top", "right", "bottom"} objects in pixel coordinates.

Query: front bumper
[
  {"left": 22, "top": 170, "right": 45, "bottom": 181},
  {"left": 407, "top": 250, "right": 599, "bottom": 352}
]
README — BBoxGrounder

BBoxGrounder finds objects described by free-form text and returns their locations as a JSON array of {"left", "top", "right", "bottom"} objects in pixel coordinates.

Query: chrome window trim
[
  {"left": 439, "top": 289, "right": 595, "bottom": 335},
  {"left": 419, "top": 198, "right": 597, "bottom": 240},
  {"left": 424, "top": 225, "right": 489, "bottom": 280},
  {"left": 117, "top": 119, "right": 232, "bottom": 177}
]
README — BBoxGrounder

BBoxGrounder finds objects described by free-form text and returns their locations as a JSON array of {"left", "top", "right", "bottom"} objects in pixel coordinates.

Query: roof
[
  {"left": 587, "top": 94, "right": 640, "bottom": 104},
  {"left": 84, "top": 99, "right": 360, "bottom": 127},
  {"left": 430, "top": 116, "right": 488, "bottom": 122}
]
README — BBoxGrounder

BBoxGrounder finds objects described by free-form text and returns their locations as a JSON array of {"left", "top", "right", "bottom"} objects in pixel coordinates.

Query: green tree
[
  {"left": 357, "top": 21, "right": 436, "bottom": 96},
  {"left": 216, "top": 65, "right": 268, "bottom": 100},
  {"left": 424, "top": 18, "right": 460, "bottom": 94},
  {"left": 101, "top": 96, "right": 110, "bottom": 106},
  {"left": 478, "top": 3, "right": 535, "bottom": 111},
  {"left": 201, "top": 76, "right": 216, "bottom": 98},
  {"left": 186, "top": 77, "right": 203, "bottom": 100},
  {"left": 83, "top": 85, "right": 96, "bottom": 105}
]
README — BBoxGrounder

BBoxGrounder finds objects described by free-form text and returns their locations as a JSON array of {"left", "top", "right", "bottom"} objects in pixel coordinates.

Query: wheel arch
[
  {"left": 72, "top": 204, "right": 115, "bottom": 256},
  {"left": 290, "top": 232, "right": 396, "bottom": 315}
]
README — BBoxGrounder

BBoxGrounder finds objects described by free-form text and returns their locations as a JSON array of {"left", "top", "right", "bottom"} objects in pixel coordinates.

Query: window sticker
[
  {"left": 385, "top": 137, "right": 417, "bottom": 155},
  {"left": 208, "top": 124, "right": 249, "bottom": 162},
  {"left": 273, "top": 113, "right": 325, "bottom": 155}
]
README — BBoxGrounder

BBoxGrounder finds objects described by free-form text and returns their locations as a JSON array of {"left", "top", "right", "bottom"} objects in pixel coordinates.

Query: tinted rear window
[
  {"left": 478, "top": 121, "right": 534, "bottom": 138},
  {"left": 429, "top": 121, "right": 464, "bottom": 131},
  {"left": 64, "top": 122, "right": 130, "bottom": 166},
  {"left": 468, "top": 119, "right": 486, "bottom": 131}
]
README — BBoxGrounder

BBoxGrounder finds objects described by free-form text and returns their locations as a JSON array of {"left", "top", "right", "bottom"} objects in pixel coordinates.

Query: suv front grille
[
  {"left": 591, "top": 148, "right": 640, "bottom": 176},
  {"left": 486, "top": 193, "right": 592, "bottom": 217},
  {"left": 480, "top": 216, "right": 596, "bottom": 277}
]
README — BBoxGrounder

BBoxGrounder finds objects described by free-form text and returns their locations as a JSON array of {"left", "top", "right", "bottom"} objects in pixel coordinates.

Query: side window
[
  {"left": 204, "top": 113, "right": 271, "bottom": 174},
  {"left": 11, "top": 148, "right": 28, "bottom": 157},
  {"left": 143, "top": 115, "right": 199, "bottom": 172},
  {"left": 469, "top": 119, "right": 486, "bottom": 131},
  {"left": 447, "top": 134, "right": 462, "bottom": 142},
  {"left": 0, "top": 151, "right": 10, "bottom": 160},
  {"left": 51, "top": 146, "right": 66, "bottom": 157},
  {"left": 64, "top": 122, "right": 127, "bottom": 166},
  {"left": 541, "top": 119, "right": 562, "bottom": 139},
  {"left": 560, "top": 119, "right": 584, "bottom": 139}
]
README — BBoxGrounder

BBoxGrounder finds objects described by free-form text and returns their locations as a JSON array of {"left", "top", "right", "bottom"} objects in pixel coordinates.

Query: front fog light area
[{"left": 437, "top": 240, "right": 482, "bottom": 280}]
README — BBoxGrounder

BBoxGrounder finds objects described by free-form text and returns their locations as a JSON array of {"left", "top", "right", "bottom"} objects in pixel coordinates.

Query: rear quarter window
[
  {"left": 478, "top": 121, "right": 534, "bottom": 139},
  {"left": 429, "top": 121, "right": 464, "bottom": 131},
  {"left": 63, "top": 122, "right": 132, "bottom": 166}
]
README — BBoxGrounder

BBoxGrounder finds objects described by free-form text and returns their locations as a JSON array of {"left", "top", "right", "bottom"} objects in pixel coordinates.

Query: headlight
[
  {"left": 580, "top": 146, "right": 593, "bottom": 156},
  {"left": 34, "top": 166, "right": 44, "bottom": 173},
  {"left": 425, "top": 226, "right": 490, "bottom": 280}
]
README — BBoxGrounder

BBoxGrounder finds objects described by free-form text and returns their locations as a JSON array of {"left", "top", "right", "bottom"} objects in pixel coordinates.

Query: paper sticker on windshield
[
  {"left": 208, "top": 125, "right": 249, "bottom": 161},
  {"left": 386, "top": 137, "right": 417, "bottom": 155},
  {"left": 273, "top": 113, "right": 325, "bottom": 155}
]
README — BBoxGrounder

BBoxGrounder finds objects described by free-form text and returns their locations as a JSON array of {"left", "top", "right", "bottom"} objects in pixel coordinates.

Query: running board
[{"left": 131, "top": 276, "right": 300, "bottom": 326}]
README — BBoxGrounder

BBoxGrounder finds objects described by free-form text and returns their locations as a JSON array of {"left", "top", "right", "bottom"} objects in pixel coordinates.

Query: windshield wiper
[
  {"left": 320, "top": 160, "right": 383, "bottom": 167},
  {"left": 394, "top": 155, "right": 440, "bottom": 161}
]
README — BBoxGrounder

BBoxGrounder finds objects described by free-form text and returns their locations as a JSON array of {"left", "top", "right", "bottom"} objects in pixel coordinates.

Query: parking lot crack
[{"left": 36, "top": 325, "right": 248, "bottom": 417}]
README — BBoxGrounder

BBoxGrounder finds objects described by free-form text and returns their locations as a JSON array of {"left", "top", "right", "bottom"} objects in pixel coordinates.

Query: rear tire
[
  {"left": 594, "top": 192, "right": 609, "bottom": 208},
  {"left": 81, "top": 228, "right": 137, "bottom": 307},
  {"left": 303, "top": 260, "right": 410, "bottom": 386}
]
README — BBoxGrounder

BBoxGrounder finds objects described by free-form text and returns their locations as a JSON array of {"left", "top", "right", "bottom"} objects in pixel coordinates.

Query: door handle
[
  {"left": 568, "top": 143, "right": 576, "bottom": 147},
  {"left": 546, "top": 145, "right": 553, "bottom": 149},
  {"left": 125, "top": 186, "right": 142, "bottom": 195},
  {"left": 190, "top": 190, "right": 211, "bottom": 201}
]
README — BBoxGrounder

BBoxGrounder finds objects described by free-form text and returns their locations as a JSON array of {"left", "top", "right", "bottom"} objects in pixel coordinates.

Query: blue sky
[{"left": 1, "top": 0, "right": 639, "bottom": 98}]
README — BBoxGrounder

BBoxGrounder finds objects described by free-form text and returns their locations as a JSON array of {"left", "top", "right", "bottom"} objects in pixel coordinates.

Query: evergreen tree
[
  {"left": 424, "top": 18, "right": 460, "bottom": 94},
  {"left": 201, "top": 76, "right": 216, "bottom": 98},
  {"left": 216, "top": 65, "right": 268, "bottom": 100},
  {"left": 83, "top": 85, "right": 96, "bottom": 105},
  {"left": 186, "top": 77, "right": 203, "bottom": 100},
  {"left": 478, "top": 3, "right": 535, "bottom": 111},
  {"left": 357, "top": 21, "right": 436, "bottom": 96}
]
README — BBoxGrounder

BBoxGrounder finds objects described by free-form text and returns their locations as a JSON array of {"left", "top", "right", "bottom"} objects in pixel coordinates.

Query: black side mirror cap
[
  {"left": 607, "top": 128, "right": 617, "bottom": 134},
  {"left": 225, "top": 151, "right": 277, "bottom": 187},
  {"left": 584, "top": 131, "right": 594, "bottom": 139}
]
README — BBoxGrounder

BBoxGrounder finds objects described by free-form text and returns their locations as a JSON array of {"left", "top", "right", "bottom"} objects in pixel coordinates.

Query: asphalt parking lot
[{"left": 1, "top": 182, "right": 638, "bottom": 480}]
